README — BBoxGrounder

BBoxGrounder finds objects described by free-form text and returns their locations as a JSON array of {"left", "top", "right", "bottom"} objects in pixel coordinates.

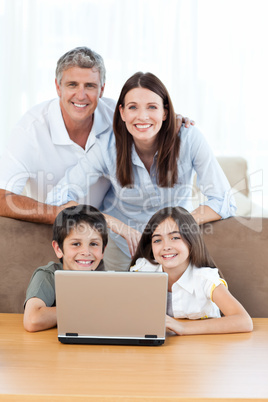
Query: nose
[
  {"left": 163, "top": 239, "right": 172, "bottom": 250},
  {"left": 137, "top": 108, "right": 149, "bottom": 121},
  {"left": 76, "top": 85, "right": 86, "bottom": 100},
  {"left": 80, "top": 245, "right": 91, "bottom": 256}
]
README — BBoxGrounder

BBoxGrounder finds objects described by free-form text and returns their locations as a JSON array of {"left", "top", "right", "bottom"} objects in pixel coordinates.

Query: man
[{"left": 0, "top": 46, "right": 190, "bottom": 225}]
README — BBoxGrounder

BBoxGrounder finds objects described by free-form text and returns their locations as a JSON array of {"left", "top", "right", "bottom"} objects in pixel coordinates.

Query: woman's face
[{"left": 119, "top": 87, "right": 167, "bottom": 149}]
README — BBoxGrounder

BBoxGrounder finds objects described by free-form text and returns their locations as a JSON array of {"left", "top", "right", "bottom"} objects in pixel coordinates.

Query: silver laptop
[{"left": 55, "top": 270, "right": 168, "bottom": 346}]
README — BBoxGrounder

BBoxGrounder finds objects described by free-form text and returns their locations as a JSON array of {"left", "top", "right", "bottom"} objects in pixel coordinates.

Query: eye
[
  {"left": 152, "top": 239, "right": 161, "bottom": 244},
  {"left": 68, "top": 83, "right": 76, "bottom": 87},
  {"left": 90, "top": 242, "right": 100, "bottom": 247},
  {"left": 171, "top": 236, "right": 181, "bottom": 240},
  {"left": 72, "top": 242, "right": 80, "bottom": 246},
  {"left": 148, "top": 105, "right": 157, "bottom": 109},
  {"left": 128, "top": 105, "right": 137, "bottom": 110}
]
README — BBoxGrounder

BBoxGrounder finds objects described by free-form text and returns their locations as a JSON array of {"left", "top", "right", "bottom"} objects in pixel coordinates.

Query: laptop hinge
[
  {"left": 66, "top": 333, "right": 78, "bottom": 336},
  {"left": 145, "top": 334, "right": 157, "bottom": 338}
]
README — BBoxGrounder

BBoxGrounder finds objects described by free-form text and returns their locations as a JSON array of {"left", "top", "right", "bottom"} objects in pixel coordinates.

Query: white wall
[{"left": 1, "top": 0, "right": 268, "bottom": 205}]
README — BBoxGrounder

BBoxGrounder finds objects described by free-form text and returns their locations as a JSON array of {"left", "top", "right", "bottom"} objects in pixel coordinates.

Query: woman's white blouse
[{"left": 130, "top": 258, "right": 227, "bottom": 319}]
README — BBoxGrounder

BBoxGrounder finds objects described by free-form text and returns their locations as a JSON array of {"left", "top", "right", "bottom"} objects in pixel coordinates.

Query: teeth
[
  {"left": 74, "top": 103, "right": 87, "bottom": 108},
  {"left": 135, "top": 124, "right": 151, "bottom": 129},
  {"left": 76, "top": 260, "right": 93, "bottom": 265},
  {"left": 162, "top": 254, "right": 177, "bottom": 258}
]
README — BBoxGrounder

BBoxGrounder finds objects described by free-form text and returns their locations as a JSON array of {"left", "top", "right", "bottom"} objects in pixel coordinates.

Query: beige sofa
[
  {"left": 0, "top": 215, "right": 267, "bottom": 317},
  {"left": 194, "top": 156, "right": 268, "bottom": 217},
  {"left": 0, "top": 156, "right": 267, "bottom": 317}
]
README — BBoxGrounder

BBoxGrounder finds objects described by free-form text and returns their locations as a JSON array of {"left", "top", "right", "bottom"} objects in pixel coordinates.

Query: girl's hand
[{"left": 165, "top": 314, "right": 184, "bottom": 336}]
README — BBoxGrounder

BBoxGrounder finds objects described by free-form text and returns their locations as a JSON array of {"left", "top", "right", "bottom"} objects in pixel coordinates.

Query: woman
[{"left": 46, "top": 72, "right": 236, "bottom": 270}]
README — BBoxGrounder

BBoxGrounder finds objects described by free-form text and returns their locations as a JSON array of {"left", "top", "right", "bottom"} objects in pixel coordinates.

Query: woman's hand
[
  {"left": 120, "top": 225, "right": 142, "bottom": 258},
  {"left": 103, "top": 213, "right": 141, "bottom": 257}
]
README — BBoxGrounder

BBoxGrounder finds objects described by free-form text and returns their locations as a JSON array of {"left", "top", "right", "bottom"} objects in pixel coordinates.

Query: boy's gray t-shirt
[
  {"left": 24, "top": 260, "right": 105, "bottom": 308},
  {"left": 24, "top": 261, "right": 63, "bottom": 308}
]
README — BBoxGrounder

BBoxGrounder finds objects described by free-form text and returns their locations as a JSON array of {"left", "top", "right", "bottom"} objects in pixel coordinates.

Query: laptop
[{"left": 55, "top": 270, "right": 168, "bottom": 346}]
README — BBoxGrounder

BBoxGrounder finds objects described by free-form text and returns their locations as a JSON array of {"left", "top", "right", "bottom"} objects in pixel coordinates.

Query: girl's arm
[
  {"left": 165, "top": 284, "right": 253, "bottom": 335},
  {"left": 24, "top": 297, "right": 57, "bottom": 332}
]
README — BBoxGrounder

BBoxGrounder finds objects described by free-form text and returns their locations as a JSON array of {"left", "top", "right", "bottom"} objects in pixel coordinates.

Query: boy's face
[{"left": 52, "top": 223, "right": 104, "bottom": 271}]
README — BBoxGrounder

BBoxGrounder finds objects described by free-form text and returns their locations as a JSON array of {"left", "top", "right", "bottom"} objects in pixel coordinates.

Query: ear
[
  {"left": 52, "top": 240, "right": 64, "bottom": 259},
  {"left": 99, "top": 83, "right": 105, "bottom": 98},
  {"left": 163, "top": 107, "right": 168, "bottom": 121},
  {"left": 55, "top": 78, "right": 61, "bottom": 98},
  {"left": 119, "top": 104, "right": 125, "bottom": 122}
]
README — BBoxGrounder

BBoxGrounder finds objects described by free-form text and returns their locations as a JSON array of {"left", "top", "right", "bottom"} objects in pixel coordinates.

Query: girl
[{"left": 130, "top": 206, "right": 253, "bottom": 335}]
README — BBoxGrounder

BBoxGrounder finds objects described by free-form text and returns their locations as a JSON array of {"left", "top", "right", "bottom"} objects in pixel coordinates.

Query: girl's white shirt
[{"left": 130, "top": 258, "right": 227, "bottom": 319}]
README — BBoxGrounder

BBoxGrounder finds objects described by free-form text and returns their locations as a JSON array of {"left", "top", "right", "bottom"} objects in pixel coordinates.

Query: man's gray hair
[{"left": 55, "top": 47, "right": 106, "bottom": 86}]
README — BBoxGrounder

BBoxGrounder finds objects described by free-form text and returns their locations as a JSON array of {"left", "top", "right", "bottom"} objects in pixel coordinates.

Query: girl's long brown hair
[
  {"left": 130, "top": 206, "right": 217, "bottom": 270},
  {"left": 113, "top": 72, "right": 180, "bottom": 187}
]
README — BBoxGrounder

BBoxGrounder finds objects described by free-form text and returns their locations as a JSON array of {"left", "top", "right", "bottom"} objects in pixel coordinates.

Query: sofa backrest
[
  {"left": 0, "top": 216, "right": 267, "bottom": 317},
  {"left": 202, "top": 216, "right": 268, "bottom": 318},
  {"left": 0, "top": 217, "right": 57, "bottom": 313}
]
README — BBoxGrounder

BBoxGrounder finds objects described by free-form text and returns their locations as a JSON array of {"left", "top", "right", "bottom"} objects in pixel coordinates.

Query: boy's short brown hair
[{"left": 53, "top": 205, "right": 108, "bottom": 253}]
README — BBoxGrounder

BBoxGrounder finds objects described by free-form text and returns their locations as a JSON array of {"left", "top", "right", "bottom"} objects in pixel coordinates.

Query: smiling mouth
[
  {"left": 135, "top": 124, "right": 152, "bottom": 129},
  {"left": 75, "top": 260, "right": 94, "bottom": 266},
  {"left": 162, "top": 254, "right": 178, "bottom": 259},
  {"left": 72, "top": 102, "right": 88, "bottom": 108}
]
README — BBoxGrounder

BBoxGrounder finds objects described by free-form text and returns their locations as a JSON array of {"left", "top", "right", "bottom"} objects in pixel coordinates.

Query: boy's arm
[{"left": 24, "top": 297, "right": 57, "bottom": 332}]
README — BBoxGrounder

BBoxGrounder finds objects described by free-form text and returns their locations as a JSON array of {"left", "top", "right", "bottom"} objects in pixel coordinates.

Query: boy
[{"left": 23, "top": 205, "right": 108, "bottom": 332}]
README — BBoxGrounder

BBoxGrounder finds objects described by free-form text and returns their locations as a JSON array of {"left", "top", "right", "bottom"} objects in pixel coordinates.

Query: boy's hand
[{"left": 24, "top": 298, "right": 57, "bottom": 332}]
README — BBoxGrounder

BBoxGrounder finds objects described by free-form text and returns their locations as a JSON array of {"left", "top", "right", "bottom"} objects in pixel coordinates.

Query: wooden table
[{"left": 0, "top": 314, "right": 267, "bottom": 401}]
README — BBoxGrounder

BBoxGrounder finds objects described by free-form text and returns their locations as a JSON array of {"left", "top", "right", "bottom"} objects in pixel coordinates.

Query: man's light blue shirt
[{"left": 46, "top": 125, "right": 236, "bottom": 256}]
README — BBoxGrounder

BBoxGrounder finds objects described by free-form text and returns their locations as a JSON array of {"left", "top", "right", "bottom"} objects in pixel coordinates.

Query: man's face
[{"left": 55, "top": 66, "right": 105, "bottom": 128}]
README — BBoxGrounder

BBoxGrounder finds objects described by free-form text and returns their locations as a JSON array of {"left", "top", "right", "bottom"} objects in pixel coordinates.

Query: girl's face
[
  {"left": 119, "top": 87, "right": 167, "bottom": 149},
  {"left": 151, "top": 218, "right": 190, "bottom": 273}
]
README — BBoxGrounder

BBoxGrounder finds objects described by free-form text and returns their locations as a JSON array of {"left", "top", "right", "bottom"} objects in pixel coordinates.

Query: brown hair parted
[
  {"left": 113, "top": 72, "right": 180, "bottom": 187},
  {"left": 130, "top": 206, "right": 217, "bottom": 270}
]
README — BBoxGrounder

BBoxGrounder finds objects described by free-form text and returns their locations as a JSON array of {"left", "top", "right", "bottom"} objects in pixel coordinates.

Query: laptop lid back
[{"left": 55, "top": 270, "right": 168, "bottom": 346}]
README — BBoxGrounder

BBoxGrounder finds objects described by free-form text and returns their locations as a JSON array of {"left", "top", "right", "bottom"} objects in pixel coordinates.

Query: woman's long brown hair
[{"left": 113, "top": 72, "right": 180, "bottom": 187}]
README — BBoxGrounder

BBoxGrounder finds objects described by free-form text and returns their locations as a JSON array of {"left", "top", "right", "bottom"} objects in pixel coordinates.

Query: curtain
[{"left": 1, "top": 0, "right": 268, "bottom": 199}]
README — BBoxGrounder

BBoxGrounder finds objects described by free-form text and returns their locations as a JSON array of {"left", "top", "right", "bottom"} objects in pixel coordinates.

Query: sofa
[
  {"left": 0, "top": 215, "right": 267, "bottom": 317},
  {"left": 1, "top": 156, "right": 267, "bottom": 317}
]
